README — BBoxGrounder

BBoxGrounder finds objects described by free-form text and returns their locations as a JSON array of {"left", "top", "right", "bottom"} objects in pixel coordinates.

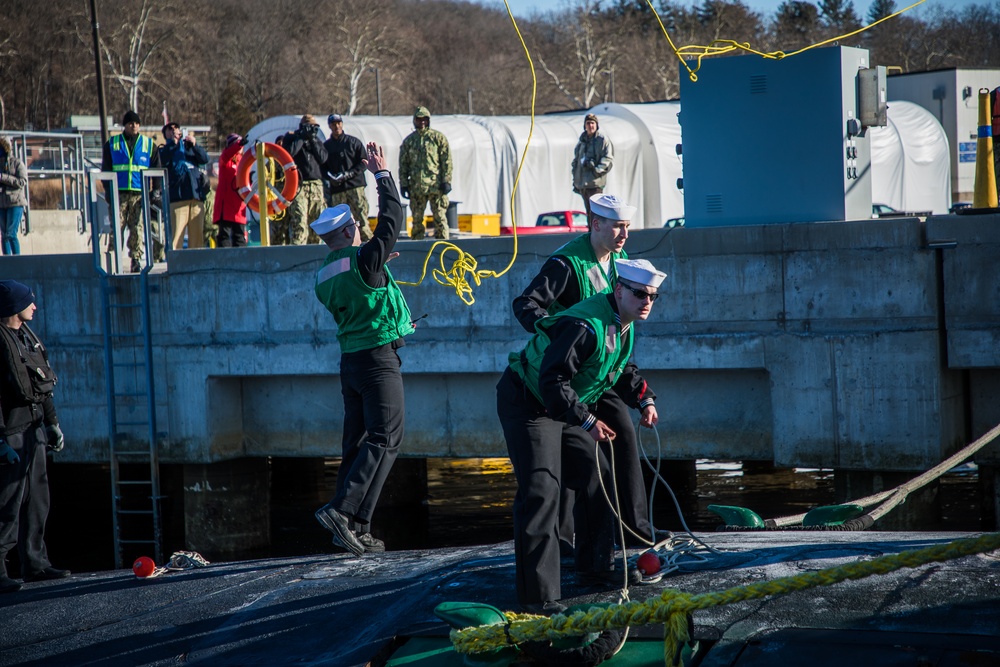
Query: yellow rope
[
  {"left": 452, "top": 531, "right": 1000, "bottom": 665},
  {"left": 648, "top": 0, "right": 927, "bottom": 83},
  {"left": 396, "top": 0, "right": 535, "bottom": 305}
]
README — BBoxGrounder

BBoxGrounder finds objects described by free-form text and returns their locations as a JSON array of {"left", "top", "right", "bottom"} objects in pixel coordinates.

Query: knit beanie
[
  {"left": 122, "top": 110, "right": 141, "bottom": 126},
  {"left": 0, "top": 280, "right": 35, "bottom": 318}
]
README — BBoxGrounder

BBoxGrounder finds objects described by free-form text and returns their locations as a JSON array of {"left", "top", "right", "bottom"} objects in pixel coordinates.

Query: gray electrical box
[
  {"left": 858, "top": 66, "right": 888, "bottom": 130},
  {"left": 679, "top": 46, "right": 874, "bottom": 227}
]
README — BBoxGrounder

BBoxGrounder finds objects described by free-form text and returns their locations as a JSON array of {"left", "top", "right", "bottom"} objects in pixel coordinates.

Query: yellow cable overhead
[
  {"left": 648, "top": 0, "right": 927, "bottom": 82},
  {"left": 397, "top": 0, "right": 537, "bottom": 306}
]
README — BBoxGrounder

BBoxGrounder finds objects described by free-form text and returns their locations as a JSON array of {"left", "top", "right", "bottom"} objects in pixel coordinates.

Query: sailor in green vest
[
  {"left": 497, "top": 258, "right": 665, "bottom": 614},
  {"left": 101, "top": 110, "right": 162, "bottom": 273},
  {"left": 312, "top": 142, "right": 414, "bottom": 557},
  {"left": 512, "top": 193, "right": 660, "bottom": 562}
]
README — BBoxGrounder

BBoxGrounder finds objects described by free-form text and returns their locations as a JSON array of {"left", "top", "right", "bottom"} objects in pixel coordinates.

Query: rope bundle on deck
[{"left": 451, "top": 532, "right": 1000, "bottom": 666}]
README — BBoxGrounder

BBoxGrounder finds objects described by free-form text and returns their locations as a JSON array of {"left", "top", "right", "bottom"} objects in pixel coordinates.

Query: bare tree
[
  {"left": 324, "top": 0, "right": 397, "bottom": 115},
  {"left": 91, "top": 0, "right": 173, "bottom": 114},
  {"left": 535, "top": 1, "right": 626, "bottom": 109}
]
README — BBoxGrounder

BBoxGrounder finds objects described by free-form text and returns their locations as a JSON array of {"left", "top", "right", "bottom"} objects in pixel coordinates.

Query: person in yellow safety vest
[{"left": 102, "top": 110, "right": 162, "bottom": 273}]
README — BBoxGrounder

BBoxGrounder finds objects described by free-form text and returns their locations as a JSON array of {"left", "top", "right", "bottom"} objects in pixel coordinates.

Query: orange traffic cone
[{"left": 973, "top": 88, "right": 998, "bottom": 209}]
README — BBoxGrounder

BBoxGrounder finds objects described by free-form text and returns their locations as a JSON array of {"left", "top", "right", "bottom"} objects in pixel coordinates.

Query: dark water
[{"left": 30, "top": 457, "right": 985, "bottom": 575}]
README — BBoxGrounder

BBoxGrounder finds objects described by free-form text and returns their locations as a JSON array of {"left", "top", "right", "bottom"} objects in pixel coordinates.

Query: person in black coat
[{"left": 0, "top": 281, "right": 70, "bottom": 593}]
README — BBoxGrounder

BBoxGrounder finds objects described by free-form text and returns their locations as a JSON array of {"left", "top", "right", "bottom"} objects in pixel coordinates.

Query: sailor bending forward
[{"left": 497, "top": 259, "right": 665, "bottom": 614}]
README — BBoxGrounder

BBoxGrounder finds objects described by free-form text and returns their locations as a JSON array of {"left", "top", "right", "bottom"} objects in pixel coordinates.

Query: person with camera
[
  {"left": 158, "top": 122, "right": 209, "bottom": 250},
  {"left": 324, "top": 114, "right": 372, "bottom": 242},
  {"left": 0, "top": 281, "right": 70, "bottom": 593},
  {"left": 571, "top": 113, "right": 614, "bottom": 219},
  {"left": 280, "top": 115, "right": 328, "bottom": 246},
  {"left": 311, "top": 142, "right": 414, "bottom": 556}
]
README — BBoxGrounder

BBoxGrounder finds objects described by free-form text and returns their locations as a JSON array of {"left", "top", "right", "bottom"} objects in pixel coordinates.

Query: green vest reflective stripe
[
  {"left": 509, "top": 294, "right": 633, "bottom": 407},
  {"left": 547, "top": 234, "right": 627, "bottom": 317},
  {"left": 315, "top": 247, "right": 415, "bottom": 353},
  {"left": 110, "top": 134, "right": 155, "bottom": 192}
]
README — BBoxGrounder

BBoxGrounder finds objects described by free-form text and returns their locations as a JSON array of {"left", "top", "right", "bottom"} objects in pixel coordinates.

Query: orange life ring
[{"left": 235, "top": 142, "right": 300, "bottom": 216}]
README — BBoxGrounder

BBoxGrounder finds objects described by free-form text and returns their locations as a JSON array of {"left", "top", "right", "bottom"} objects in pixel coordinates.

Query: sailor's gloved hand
[
  {"left": 400, "top": 187, "right": 409, "bottom": 199},
  {"left": 584, "top": 158, "right": 596, "bottom": 169},
  {"left": 45, "top": 424, "right": 65, "bottom": 452},
  {"left": 440, "top": 182, "right": 452, "bottom": 195},
  {"left": 0, "top": 440, "right": 19, "bottom": 465}
]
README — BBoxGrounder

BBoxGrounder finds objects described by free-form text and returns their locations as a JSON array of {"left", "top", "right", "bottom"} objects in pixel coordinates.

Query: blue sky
[{"left": 472, "top": 0, "right": 983, "bottom": 21}]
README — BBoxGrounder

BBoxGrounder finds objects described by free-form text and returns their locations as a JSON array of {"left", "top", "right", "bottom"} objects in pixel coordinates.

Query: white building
[{"left": 888, "top": 68, "right": 1000, "bottom": 201}]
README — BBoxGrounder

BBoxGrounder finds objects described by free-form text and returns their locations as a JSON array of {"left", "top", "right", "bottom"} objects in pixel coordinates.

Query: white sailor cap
[
  {"left": 589, "top": 194, "right": 637, "bottom": 221},
  {"left": 310, "top": 205, "right": 354, "bottom": 235},
  {"left": 615, "top": 258, "right": 666, "bottom": 289}
]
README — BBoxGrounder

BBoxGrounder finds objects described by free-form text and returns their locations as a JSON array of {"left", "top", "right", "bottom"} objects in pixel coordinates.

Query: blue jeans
[{"left": 0, "top": 206, "right": 23, "bottom": 255}]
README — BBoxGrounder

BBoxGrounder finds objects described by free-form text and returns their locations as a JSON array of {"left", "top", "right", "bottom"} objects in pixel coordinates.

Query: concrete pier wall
[{"left": 8, "top": 213, "right": 1000, "bottom": 470}]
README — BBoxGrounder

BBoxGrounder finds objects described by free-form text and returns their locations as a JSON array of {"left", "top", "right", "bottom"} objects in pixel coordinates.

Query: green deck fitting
[
  {"left": 708, "top": 504, "right": 766, "bottom": 528},
  {"left": 802, "top": 504, "right": 866, "bottom": 527}
]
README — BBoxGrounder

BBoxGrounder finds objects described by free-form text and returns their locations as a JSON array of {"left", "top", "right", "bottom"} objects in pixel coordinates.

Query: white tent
[
  {"left": 869, "top": 100, "right": 952, "bottom": 214},
  {"left": 590, "top": 102, "right": 684, "bottom": 226},
  {"left": 247, "top": 112, "right": 648, "bottom": 228},
  {"left": 248, "top": 100, "right": 950, "bottom": 229}
]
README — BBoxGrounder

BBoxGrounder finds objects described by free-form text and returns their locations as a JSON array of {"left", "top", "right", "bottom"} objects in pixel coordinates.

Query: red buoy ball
[
  {"left": 636, "top": 551, "right": 660, "bottom": 576},
  {"left": 133, "top": 556, "right": 156, "bottom": 578}
]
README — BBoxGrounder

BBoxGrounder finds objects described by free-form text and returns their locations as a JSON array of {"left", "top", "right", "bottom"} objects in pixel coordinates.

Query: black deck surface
[{"left": 1, "top": 532, "right": 997, "bottom": 666}]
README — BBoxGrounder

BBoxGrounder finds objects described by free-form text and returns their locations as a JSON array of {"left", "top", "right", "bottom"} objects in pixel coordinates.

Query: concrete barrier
[
  {"left": 4, "top": 214, "right": 999, "bottom": 472},
  {"left": 18, "top": 210, "right": 92, "bottom": 255}
]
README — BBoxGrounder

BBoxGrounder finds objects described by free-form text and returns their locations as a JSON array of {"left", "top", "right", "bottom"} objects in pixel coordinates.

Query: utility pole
[{"left": 88, "top": 0, "right": 110, "bottom": 145}]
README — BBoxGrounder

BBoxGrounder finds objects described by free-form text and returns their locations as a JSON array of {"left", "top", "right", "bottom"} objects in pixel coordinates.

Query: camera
[{"left": 299, "top": 124, "right": 320, "bottom": 139}]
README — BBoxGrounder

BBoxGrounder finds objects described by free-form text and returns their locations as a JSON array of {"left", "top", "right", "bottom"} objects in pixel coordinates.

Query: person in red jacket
[{"left": 212, "top": 133, "right": 249, "bottom": 247}]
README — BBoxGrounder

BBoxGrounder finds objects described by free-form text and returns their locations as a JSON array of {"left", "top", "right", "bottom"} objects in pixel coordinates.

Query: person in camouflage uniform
[
  {"left": 324, "top": 113, "right": 372, "bottom": 241},
  {"left": 280, "top": 115, "right": 328, "bottom": 245},
  {"left": 398, "top": 107, "right": 453, "bottom": 240}
]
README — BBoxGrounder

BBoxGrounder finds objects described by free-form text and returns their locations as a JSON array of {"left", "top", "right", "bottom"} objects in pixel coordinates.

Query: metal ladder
[{"left": 89, "top": 170, "right": 169, "bottom": 569}]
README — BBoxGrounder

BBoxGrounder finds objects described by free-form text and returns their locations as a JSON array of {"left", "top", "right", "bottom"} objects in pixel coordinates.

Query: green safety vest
[
  {"left": 315, "top": 248, "right": 415, "bottom": 353},
  {"left": 510, "top": 294, "right": 633, "bottom": 407},
  {"left": 548, "top": 234, "right": 627, "bottom": 317},
  {"left": 110, "top": 134, "right": 155, "bottom": 192}
]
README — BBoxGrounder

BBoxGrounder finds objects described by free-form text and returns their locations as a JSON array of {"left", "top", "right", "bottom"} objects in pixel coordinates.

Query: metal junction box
[{"left": 679, "top": 46, "right": 877, "bottom": 227}]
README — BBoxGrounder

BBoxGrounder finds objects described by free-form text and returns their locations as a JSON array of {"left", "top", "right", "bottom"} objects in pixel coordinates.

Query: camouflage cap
[{"left": 413, "top": 106, "right": 431, "bottom": 119}]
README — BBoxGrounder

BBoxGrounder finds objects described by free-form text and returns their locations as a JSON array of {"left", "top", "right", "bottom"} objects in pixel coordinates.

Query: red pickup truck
[{"left": 500, "top": 210, "right": 588, "bottom": 235}]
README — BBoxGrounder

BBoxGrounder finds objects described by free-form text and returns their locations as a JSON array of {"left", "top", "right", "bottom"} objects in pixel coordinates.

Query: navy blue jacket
[{"left": 158, "top": 139, "right": 209, "bottom": 203}]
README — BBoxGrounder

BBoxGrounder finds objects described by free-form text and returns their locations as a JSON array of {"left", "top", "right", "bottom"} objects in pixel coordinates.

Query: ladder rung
[
  {"left": 111, "top": 333, "right": 145, "bottom": 339},
  {"left": 118, "top": 509, "right": 154, "bottom": 515},
  {"left": 117, "top": 480, "right": 153, "bottom": 485},
  {"left": 112, "top": 362, "right": 144, "bottom": 367},
  {"left": 115, "top": 420, "right": 150, "bottom": 426},
  {"left": 119, "top": 539, "right": 157, "bottom": 545},
  {"left": 113, "top": 392, "right": 149, "bottom": 397},
  {"left": 109, "top": 302, "right": 142, "bottom": 308}
]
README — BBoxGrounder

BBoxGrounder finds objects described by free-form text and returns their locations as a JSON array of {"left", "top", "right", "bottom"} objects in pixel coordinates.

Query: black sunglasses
[{"left": 619, "top": 282, "right": 660, "bottom": 301}]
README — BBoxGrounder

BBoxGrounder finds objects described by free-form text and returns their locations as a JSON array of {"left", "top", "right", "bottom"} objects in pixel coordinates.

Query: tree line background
[{"left": 1, "top": 0, "right": 997, "bottom": 147}]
